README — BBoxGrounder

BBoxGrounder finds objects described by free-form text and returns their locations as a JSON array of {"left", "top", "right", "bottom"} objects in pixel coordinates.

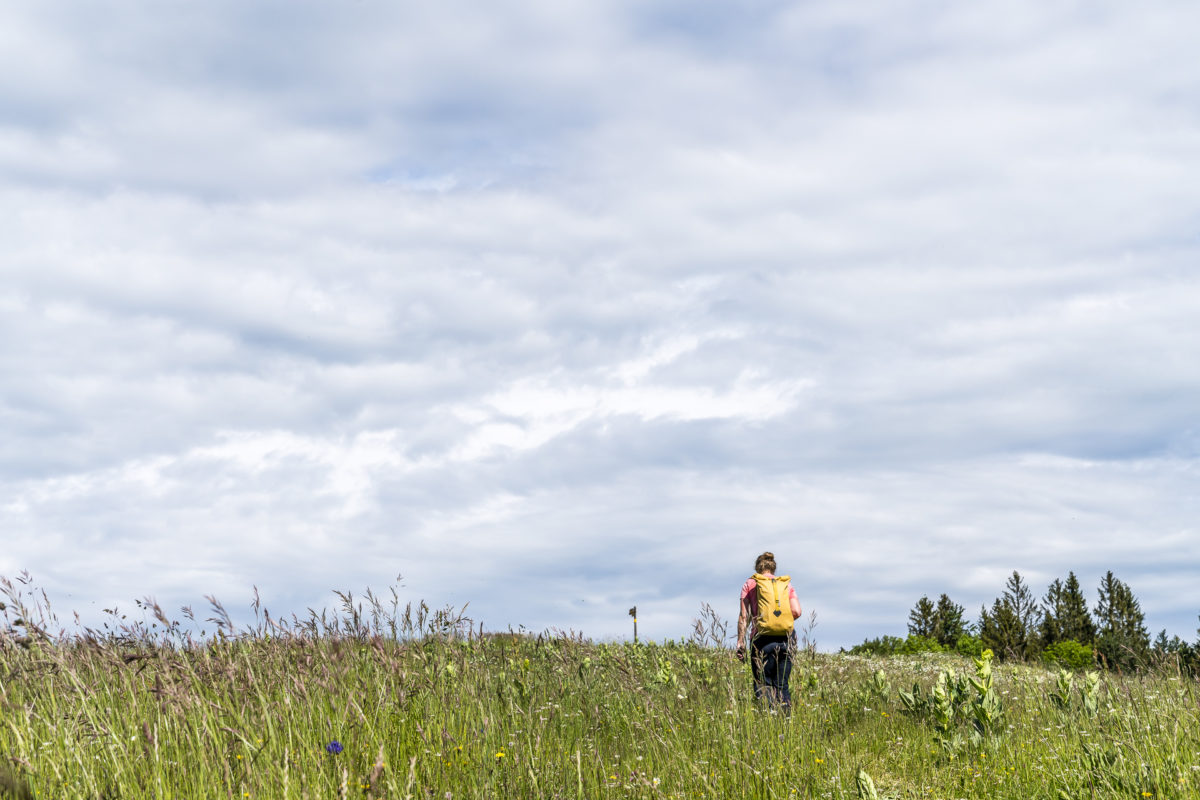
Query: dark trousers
[{"left": 751, "top": 634, "right": 793, "bottom": 709}]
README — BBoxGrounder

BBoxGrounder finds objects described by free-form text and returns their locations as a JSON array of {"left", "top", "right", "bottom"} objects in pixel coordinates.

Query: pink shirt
[{"left": 741, "top": 576, "right": 798, "bottom": 639}]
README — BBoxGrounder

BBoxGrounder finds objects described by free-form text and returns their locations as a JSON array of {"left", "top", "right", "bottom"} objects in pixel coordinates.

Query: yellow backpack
[{"left": 753, "top": 573, "right": 794, "bottom": 636}]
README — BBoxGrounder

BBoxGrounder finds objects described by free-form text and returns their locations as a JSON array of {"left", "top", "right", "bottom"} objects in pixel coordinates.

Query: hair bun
[{"left": 762, "top": 551, "right": 774, "bottom": 559}]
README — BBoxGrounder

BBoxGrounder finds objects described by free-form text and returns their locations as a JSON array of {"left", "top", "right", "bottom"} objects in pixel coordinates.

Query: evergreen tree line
[{"left": 847, "top": 569, "right": 1200, "bottom": 673}]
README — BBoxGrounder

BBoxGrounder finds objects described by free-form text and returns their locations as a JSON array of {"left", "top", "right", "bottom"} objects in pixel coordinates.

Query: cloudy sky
[{"left": 3, "top": 1, "right": 1198, "bottom": 649}]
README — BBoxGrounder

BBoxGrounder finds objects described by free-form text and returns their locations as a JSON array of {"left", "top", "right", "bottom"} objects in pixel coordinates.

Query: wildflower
[
  {"left": 326, "top": 741, "right": 344, "bottom": 755},
  {"left": 495, "top": 751, "right": 505, "bottom": 760}
]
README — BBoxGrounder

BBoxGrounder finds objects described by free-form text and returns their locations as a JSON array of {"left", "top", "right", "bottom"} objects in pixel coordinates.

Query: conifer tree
[
  {"left": 1040, "top": 578, "right": 1066, "bottom": 646},
  {"left": 1006, "top": 570, "right": 1040, "bottom": 657},
  {"left": 1059, "top": 571, "right": 1095, "bottom": 645},
  {"left": 1040, "top": 571, "right": 1095, "bottom": 647},
  {"left": 1093, "top": 570, "right": 1149, "bottom": 670},
  {"left": 932, "top": 593, "right": 966, "bottom": 647},
  {"left": 1153, "top": 629, "right": 1178, "bottom": 652},
  {"left": 979, "top": 571, "right": 1040, "bottom": 660},
  {"left": 907, "top": 595, "right": 937, "bottom": 639},
  {"left": 979, "top": 599, "right": 1021, "bottom": 659}
]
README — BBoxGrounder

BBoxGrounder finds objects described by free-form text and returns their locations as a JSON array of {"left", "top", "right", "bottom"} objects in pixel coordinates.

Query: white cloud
[{"left": 2, "top": 0, "right": 1199, "bottom": 647}]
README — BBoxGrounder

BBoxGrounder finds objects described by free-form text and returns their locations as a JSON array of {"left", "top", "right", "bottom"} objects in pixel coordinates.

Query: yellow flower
[
  {"left": 495, "top": 751, "right": 505, "bottom": 759},
  {"left": 815, "top": 758, "right": 824, "bottom": 764}
]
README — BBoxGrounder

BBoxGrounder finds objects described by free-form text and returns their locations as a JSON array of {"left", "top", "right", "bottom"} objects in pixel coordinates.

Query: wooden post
[{"left": 628, "top": 606, "right": 637, "bottom": 643}]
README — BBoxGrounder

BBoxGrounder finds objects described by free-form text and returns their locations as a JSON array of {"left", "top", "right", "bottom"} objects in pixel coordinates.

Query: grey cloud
[{"left": 3, "top": 0, "right": 1200, "bottom": 648}]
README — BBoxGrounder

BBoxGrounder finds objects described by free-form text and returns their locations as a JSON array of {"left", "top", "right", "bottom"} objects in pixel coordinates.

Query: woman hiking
[{"left": 736, "top": 551, "right": 802, "bottom": 710}]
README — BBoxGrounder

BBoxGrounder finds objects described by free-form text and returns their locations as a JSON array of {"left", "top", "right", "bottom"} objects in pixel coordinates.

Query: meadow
[{"left": 2, "top": 582, "right": 1199, "bottom": 799}]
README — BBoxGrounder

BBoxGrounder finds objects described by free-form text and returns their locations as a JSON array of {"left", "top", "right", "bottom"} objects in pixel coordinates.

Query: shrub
[
  {"left": 897, "top": 634, "right": 946, "bottom": 654},
  {"left": 954, "top": 634, "right": 985, "bottom": 658},
  {"left": 846, "top": 635, "right": 904, "bottom": 656},
  {"left": 1041, "top": 639, "right": 1094, "bottom": 671}
]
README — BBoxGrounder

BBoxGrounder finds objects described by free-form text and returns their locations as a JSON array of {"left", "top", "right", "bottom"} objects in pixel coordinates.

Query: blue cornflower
[{"left": 326, "top": 741, "right": 344, "bottom": 755}]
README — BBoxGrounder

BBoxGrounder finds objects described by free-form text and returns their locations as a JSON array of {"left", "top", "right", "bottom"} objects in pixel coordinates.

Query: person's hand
[{"left": 735, "top": 645, "right": 746, "bottom": 662}]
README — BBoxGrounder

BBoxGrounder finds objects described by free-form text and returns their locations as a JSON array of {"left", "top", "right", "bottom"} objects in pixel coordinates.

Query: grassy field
[{"left": 2, "top": 589, "right": 1199, "bottom": 799}]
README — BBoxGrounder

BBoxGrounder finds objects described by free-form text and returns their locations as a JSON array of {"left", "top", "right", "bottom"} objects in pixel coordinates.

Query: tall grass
[{"left": 2, "top": 577, "right": 1199, "bottom": 799}]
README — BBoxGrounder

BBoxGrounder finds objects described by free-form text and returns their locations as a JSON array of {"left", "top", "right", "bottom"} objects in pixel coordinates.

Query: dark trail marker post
[{"left": 628, "top": 606, "right": 637, "bottom": 643}]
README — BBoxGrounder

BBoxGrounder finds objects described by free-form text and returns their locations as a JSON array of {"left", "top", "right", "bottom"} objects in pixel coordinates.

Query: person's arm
[
  {"left": 789, "top": 587, "right": 802, "bottom": 621},
  {"left": 736, "top": 592, "right": 750, "bottom": 661}
]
